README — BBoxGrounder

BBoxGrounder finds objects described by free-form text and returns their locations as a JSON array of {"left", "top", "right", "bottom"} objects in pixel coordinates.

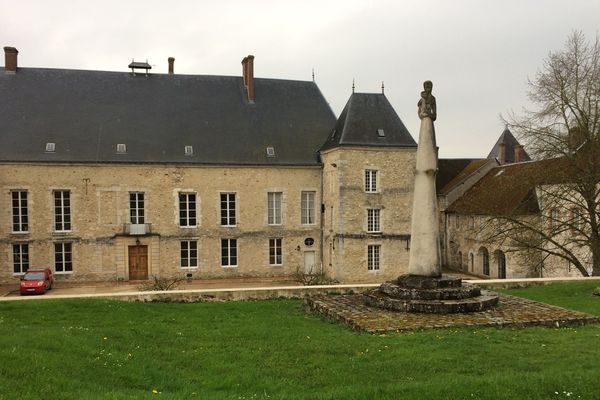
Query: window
[
  {"left": 180, "top": 240, "right": 198, "bottom": 269},
  {"left": 116, "top": 143, "right": 127, "bottom": 154},
  {"left": 45, "top": 142, "right": 56, "bottom": 152},
  {"left": 365, "top": 170, "right": 378, "bottom": 193},
  {"left": 129, "top": 192, "right": 145, "bottom": 224},
  {"left": 481, "top": 247, "right": 489, "bottom": 276},
  {"left": 184, "top": 146, "right": 194, "bottom": 156},
  {"left": 549, "top": 208, "right": 559, "bottom": 230},
  {"left": 54, "top": 190, "right": 71, "bottom": 231},
  {"left": 301, "top": 191, "right": 315, "bottom": 225},
  {"left": 267, "top": 192, "right": 282, "bottom": 225},
  {"left": 11, "top": 191, "right": 29, "bottom": 233},
  {"left": 455, "top": 215, "right": 460, "bottom": 229},
  {"left": 572, "top": 208, "right": 583, "bottom": 233},
  {"left": 367, "top": 209, "right": 381, "bottom": 233},
  {"left": 13, "top": 243, "right": 29, "bottom": 274},
  {"left": 179, "top": 193, "right": 197, "bottom": 227},
  {"left": 266, "top": 147, "right": 275, "bottom": 157},
  {"left": 220, "top": 193, "right": 236, "bottom": 226},
  {"left": 377, "top": 129, "right": 385, "bottom": 137},
  {"left": 55, "top": 242, "right": 73, "bottom": 273},
  {"left": 269, "top": 238, "right": 282, "bottom": 265},
  {"left": 368, "top": 245, "right": 380, "bottom": 271},
  {"left": 221, "top": 238, "right": 237, "bottom": 267}
]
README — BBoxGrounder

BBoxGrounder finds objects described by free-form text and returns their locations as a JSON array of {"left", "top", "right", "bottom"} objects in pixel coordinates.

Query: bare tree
[{"left": 490, "top": 32, "right": 600, "bottom": 276}]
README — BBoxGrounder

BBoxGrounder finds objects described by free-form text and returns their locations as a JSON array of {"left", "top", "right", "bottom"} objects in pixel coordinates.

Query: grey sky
[{"left": 1, "top": 0, "right": 598, "bottom": 158}]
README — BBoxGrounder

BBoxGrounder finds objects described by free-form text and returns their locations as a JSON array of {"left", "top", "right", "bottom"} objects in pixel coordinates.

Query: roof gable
[{"left": 487, "top": 127, "right": 532, "bottom": 163}]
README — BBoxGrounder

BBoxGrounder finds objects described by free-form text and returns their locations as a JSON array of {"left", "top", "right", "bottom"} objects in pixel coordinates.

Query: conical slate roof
[
  {"left": 487, "top": 127, "right": 531, "bottom": 163},
  {"left": 320, "top": 93, "right": 416, "bottom": 151}
]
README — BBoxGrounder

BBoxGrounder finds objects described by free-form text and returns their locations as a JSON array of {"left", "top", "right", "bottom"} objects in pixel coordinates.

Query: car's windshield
[{"left": 24, "top": 272, "right": 45, "bottom": 280}]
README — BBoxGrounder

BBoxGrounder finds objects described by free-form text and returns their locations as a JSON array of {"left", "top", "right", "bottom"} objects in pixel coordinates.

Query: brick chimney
[
  {"left": 514, "top": 144, "right": 523, "bottom": 163},
  {"left": 4, "top": 46, "right": 18, "bottom": 73},
  {"left": 498, "top": 143, "right": 506, "bottom": 164},
  {"left": 168, "top": 57, "right": 175, "bottom": 75},
  {"left": 241, "top": 55, "right": 255, "bottom": 103}
]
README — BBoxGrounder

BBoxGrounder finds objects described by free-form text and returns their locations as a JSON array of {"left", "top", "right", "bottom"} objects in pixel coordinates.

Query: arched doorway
[
  {"left": 479, "top": 247, "right": 489, "bottom": 275},
  {"left": 469, "top": 252, "right": 474, "bottom": 272},
  {"left": 495, "top": 250, "right": 506, "bottom": 279}
]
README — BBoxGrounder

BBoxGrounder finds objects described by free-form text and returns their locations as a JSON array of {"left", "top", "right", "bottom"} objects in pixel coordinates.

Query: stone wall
[
  {"left": 0, "top": 163, "right": 322, "bottom": 284},
  {"left": 321, "top": 147, "right": 416, "bottom": 283}
]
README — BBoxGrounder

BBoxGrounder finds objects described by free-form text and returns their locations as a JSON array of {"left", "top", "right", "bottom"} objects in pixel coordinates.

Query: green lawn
[{"left": 1, "top": 282, "right": 599, "bottom": 399}]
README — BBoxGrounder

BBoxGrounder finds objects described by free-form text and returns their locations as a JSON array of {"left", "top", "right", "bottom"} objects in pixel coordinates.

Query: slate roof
[
  {"left": 436, "top": 158, "right": 491, "bottom": 195},
  {"left": 447, "top": 158, "right": 569, "bottom": 216},
  {"left": 320, "top": 93, "right": 416, "bottom": 151},
  {"left": 487, "top": 127, "right": 531, "bottom": 163},
  {"left": 0, "top": 67, "right": 337, "bottom": 165}
]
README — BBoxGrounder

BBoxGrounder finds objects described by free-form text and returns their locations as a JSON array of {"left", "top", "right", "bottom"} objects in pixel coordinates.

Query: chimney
[
  {"left": 514, "top": 144, "right": 523, "bottom": 163},
  {"left": 168, "top": 57, "right": 175, "bottom": 75},
  {"left": 241, "top": 55, "right": 255, "bottom": 103},
  {"left": 4, "top": 46, "right": 18, "bottom": 73},
  {"left": 568, "top": 127, "right": 585, "bottom": 150},
  {"left": 498, "top": 143, "right": 506, "bottom": 164}
]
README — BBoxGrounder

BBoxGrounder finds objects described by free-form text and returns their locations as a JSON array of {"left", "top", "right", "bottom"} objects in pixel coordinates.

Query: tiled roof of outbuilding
[
  {"left": 437, "top": 158, "right": 492, "bottom": 195},
  {"left": 447, "top": 158, "right": 569, "bottom": 216},
  {"left": 0, "top": 67, "right": 336, "bottom": 165},
  {"left": 320, "top": 93, "right": 416, "bottom": 151}
]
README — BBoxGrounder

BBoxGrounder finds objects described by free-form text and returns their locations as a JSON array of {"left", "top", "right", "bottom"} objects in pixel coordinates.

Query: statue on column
[{"left": 417, "top": 80, "right": 437, "bottom": 121}]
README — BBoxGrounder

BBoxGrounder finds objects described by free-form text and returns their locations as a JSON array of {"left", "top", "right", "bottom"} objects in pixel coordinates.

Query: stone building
[{"left": 1, "top": 46, "right": 423, "bottom": 285}]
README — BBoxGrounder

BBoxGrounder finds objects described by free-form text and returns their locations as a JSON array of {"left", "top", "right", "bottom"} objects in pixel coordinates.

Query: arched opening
[
  {"left": 469, "top": 252, "right": 474, "bottom": 272},
  {"left": 457, "top": 251, "right": 463, "bottom": 270},
  {"left": 495, "top": 250, "right": 506, "bottom": 279},
  {"left": 479, "top": 247, "right": 489, "bottom": 275}
]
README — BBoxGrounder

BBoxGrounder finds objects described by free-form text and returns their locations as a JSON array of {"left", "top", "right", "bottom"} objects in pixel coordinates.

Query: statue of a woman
[{"left": 417, "top": 80, "right": 436, "bottom": 121}]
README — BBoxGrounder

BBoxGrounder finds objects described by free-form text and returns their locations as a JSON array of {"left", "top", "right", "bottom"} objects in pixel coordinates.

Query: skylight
[
  {"left": 184, "top": 146, "right": 194, "bottom": 156},
  {"left": 45, "top": 143, "right": 56, "bottom": 152},
  {"left": 377, "top": 129, "right": 385, "bottom": 137},
  {"left": 266, "top": 147, "right": 275, "bottom": 157},
  {"left": 116, "top": 143, "right": 127, "bottom": 154}
]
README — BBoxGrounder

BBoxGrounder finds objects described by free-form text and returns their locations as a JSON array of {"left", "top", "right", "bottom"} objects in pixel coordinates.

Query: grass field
[{"left": 1, "top": 282, "right": 599, "bottom": 399}]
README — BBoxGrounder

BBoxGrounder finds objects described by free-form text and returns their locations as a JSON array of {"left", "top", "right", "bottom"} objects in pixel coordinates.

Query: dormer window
[
  {"left": 377, "top": 129, "right": 385, "bottom": 137},
  {"left": 45, "top": 143, "right": 56, "bottom": 153},
  {"left": 266, "top": 147, "right": 275, "bottom": 157},
  {"left": 184, "top": 146, "right": 194, "bottom": 156},
  {"left": 116, "top": 143, "right": 127, "bottom": 154}
]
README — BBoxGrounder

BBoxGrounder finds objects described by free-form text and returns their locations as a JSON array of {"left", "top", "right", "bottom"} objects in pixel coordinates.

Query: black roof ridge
[{"left": 2, "top": 66, "right": 317, "bottom": 84}]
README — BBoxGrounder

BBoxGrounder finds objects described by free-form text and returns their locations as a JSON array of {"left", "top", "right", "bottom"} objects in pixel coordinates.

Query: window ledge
[{"left": 221, "top": 265, "right": 238, "bottom": 268}]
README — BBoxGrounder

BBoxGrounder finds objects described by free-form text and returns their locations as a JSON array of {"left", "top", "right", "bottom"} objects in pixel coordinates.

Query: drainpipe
[{"left": 319, "top": 165, "right": 324, "bottom": 274}]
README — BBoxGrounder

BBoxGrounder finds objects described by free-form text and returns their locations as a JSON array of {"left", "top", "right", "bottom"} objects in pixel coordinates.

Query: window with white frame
[
  {"left": 54, "top": 190, "right": 71, "bottom": 231},
  {"left": 368, "top": 244, "right": 380, "bottom": 271},
  {"left": 129, "top": 192, "right": 145, "bottom": 224},
  {"left": 12, "top": 243, "right": 29, "bottom": 274},
  {"left": 549, "top": 208, "right": 560, "bottom": 231},
  {"left": 365, "top": 170, "right": 378, "bottom": 193},
  {"left": 11, "top": 191, "right": 29, "bottom": 232},
  {"left": 267, "top": 192, "right": 282, "bottom": 225},
  {"left": 367, "top": 209, "right": 381, "bottom": 233},
  {"left": 179, "top": 193, "right": 197, "bottom": 227},
  {"left": 221, "top": 238, "right": 237, "bottom": 267},
  {"left": 180, "top": 240, "right": 198, "bottom": 269},
  {"left": 301, "top": 191, "right": 315, "bottom": 225},
  {"left": 55, "top": 242, "right": 73, "bottom": 273},
  {"left": 269, "top": 238, "right": 283, "bottom": 265},
  {"left": 220, "top": 193, "right": 236, "bottom": 226}
]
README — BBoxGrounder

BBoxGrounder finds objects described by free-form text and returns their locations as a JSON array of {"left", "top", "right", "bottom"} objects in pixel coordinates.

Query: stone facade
[
  {"left": 1, "top": 163, "right": 322, "bottom": 284},
  {"left": 321, "top": 147, "right": 416, "bottom": 283}
]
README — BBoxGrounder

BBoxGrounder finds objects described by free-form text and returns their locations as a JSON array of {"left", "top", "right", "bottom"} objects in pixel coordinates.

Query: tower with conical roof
[{"left": 320, "top": 92, "right": 417, "bottom": 282}]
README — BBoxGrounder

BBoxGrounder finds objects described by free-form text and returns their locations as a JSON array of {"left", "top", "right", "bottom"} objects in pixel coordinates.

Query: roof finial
[
  {"left": 381, "top": 81, "right": 385, "bottom": 94},
  {"left": 312, "top": 68, "right": 315, "bottom": 82},
  {"left": 352, "top": 79, "right": 355, "bottom": 93}
]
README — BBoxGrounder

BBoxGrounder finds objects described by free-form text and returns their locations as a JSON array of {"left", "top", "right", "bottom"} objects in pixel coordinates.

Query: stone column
[{"left": 408, "top": 81, "right": 441, "bottom": 277}]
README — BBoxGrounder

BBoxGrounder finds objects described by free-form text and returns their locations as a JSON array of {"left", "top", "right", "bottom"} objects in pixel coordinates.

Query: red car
[{"left": 20, "top": 268, "right": 54, "bottom": 295}]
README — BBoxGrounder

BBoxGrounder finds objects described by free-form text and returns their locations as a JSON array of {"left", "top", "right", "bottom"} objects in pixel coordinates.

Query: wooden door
[{"left": 128, "top": 245, "right": 148, "bottom": 280}]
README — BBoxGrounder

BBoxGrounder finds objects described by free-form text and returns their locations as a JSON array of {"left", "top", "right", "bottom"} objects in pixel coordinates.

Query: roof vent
[
  {"left": 128, "top": 60, "right": 152, "bottom": 76},
  {"left": 184, "top": 145, "right": 194, "bottom": 156},
  {"left": 45, "top": 143, "right": 56, "bottom": 153},
  {"left": 377, "top": 129, "right": 385, "bottom": 137},
  {"left": 266, "top": 147, "right": 275, "bottom": 157},
  {"left": 116, "top": 143, "right": 127, "bottom": 154}
]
